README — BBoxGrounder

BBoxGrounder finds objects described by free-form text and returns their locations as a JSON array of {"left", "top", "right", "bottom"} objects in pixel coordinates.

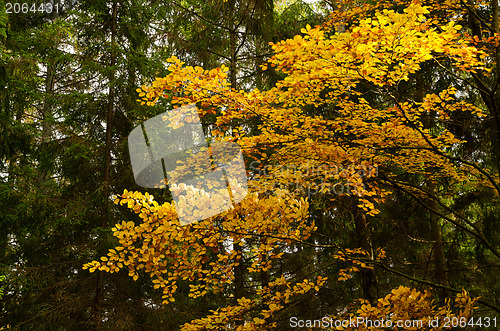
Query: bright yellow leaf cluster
[
  {"left": 134, "top": 3, "right": 492, "bottom": 216},
  {"left": 83, "top": 189, "right": 315, "bottom": 306},
  {"left": 181, "top": 276, "right": 327, "bottom": 331},
  {"left": 329, "top": 286, "right": 478, "bottom": 330}
]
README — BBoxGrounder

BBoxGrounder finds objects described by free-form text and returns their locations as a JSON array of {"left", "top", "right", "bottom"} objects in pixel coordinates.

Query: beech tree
[{"left": 85, "top": 1, "right": 500, "bottom": 329}]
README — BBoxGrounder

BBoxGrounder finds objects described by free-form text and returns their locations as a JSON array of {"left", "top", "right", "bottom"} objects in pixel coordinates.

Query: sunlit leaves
[
  {"left": 83, "top": 189, "right": 314, "bottom": 307},
  {"left": 83, "top": 1, "right": 495, "bottom": 328},
  {"left": 330, "top": 286, "right": 478, "bottom": 330},
  {"left": 181, "top": 276, "right": 327, "bottom": 331}
]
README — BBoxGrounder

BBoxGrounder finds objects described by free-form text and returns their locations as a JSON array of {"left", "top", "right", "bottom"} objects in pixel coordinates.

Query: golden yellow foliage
[
  {"left": 84, "top": 189, "right": 315, "bottom": 306},
  {"left": 329, "top": 286, "right": 478, "bottom": 330},
  {"left": 84, "top": 2, "right": 492, "bottom": 328}
]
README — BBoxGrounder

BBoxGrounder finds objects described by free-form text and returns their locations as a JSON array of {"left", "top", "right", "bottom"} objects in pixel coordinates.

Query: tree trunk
[
  {"left": 94, "top": 2, "right": 117, "bottom": 330},
  {"left": 427, "top": 180, "right": 450, "bottom": 301},
  {"left": 228, "top": 3, "right": 245, "bottom": 325},
  {"left": 353, "top": 208, "right": 378, "bottom": 304},
  {"left": 37, "top": 57, "right": 55, "bottom": 184},
  {"left": 467, "top": 0, "right": 500, "bottom": 177},
  {"left": 414, "top": 70, "right": 450, "bottom": 301}
]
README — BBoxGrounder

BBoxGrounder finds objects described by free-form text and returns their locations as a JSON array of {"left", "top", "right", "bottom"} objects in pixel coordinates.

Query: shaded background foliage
[{"left": 0, "top": 0, "right": 499, "bottom": 330}]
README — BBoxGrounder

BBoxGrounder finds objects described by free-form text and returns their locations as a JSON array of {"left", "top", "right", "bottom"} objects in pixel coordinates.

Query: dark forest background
[{"left": 0, "top": 0, "right": 499, "bottom": 329}]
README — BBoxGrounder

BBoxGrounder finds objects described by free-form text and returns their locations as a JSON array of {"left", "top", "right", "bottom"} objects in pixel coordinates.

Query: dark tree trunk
[
  {"left": 94, "top": 2, "right": 117, "bottom": 330},
  {"left": 353, "top": 208, "right": 378, "bottom": 304}
]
